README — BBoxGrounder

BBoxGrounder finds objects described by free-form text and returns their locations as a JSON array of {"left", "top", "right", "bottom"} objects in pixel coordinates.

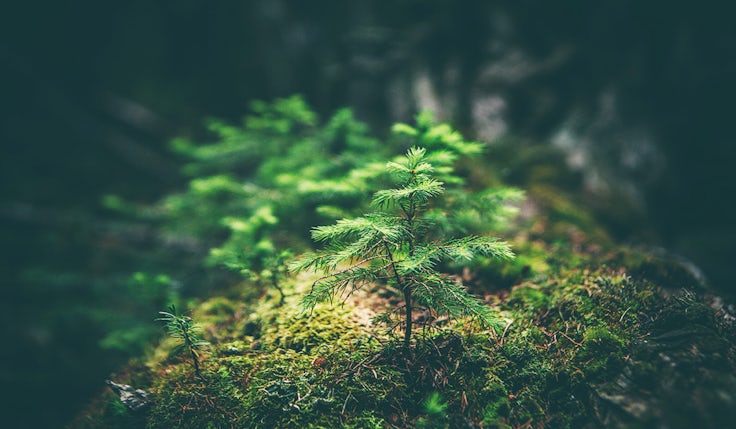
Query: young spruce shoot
[{"left": 293, "top": 147, "right": 514, "bottom": 351}]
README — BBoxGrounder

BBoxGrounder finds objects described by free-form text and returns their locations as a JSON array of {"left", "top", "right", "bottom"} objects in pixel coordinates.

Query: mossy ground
[{"left": 71, "top": 151, "right": 736, "bottom": 428}]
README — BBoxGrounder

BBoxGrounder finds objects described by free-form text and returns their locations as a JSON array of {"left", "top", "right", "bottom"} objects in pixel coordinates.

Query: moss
[
  {"left": 131, "top": 281, "right": 405, "bottom": 428},
  {"left": 79, "top": 265, "right": 735, "bottom": 428},
  {"left": 480, "top": 374, "right": 510, "bottom": 427},
  {"left": 144, "top": 343, "right": 397, "bottom": 428},
  {"left": 507, "top": 283, "right": 550, "bottom": 314},
  {"left": 575, "top": 327, "right": 626, "bottom": 382},
  {"left": 257, "top": 296, "right": 373, "bottom": 353},
  {"left": 75, "top": 194, "right": 736, "bottom": 429},
  {"left": 196, "top": 296, "right": 240, "bottom": 322},
  {"left": 147, "top": 364, "right": 245, "bottom": 428}
]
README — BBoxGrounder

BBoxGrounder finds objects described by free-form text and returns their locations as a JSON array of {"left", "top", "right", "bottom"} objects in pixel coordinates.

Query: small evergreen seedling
[
  {"left": 157, "top": 306, "right": 209, "bottom": 379},
  {"left": 294, "top": 147, "right": 514, "bottom": 351}
]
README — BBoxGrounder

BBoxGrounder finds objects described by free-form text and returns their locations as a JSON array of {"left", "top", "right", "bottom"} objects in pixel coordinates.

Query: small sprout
[{"left": 157, "top": 305, "right": 209, "bottom": 379}]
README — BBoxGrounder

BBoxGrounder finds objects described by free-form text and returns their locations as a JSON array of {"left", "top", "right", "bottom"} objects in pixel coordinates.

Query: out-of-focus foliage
[
  {"left": 391, "top": 111, "right": 525, "bottom": 239},
  {"left": 150, "top": 96, "right": 389, "bottom": 273},
  {"left": 108, "top": 96, "right": 522, "bottom": 306}
]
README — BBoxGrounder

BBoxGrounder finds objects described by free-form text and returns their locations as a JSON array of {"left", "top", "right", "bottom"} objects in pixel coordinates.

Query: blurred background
[{"left": 1, "top": 0, "right": 735, "bottom": 427}]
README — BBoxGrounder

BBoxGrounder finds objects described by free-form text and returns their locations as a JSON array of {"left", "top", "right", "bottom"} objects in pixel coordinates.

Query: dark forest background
[{"left": 1, "top": 1, "right": 735, "bottom": 427}]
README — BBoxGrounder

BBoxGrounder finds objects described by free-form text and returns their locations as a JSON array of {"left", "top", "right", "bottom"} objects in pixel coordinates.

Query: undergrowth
[
  {"left": 71, "top": 97, "right": 736, "bottom": 429},
  {"left": 73, "top": 256, "right": 730, "bottom": 429}
]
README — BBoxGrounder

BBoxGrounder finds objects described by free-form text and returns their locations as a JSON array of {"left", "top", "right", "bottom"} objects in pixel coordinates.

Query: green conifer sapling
[
  {"left": 157, "top": 306, "right": 209, "bottom": 379},
  {"left": 293, "top": 147, "right": 514, "bottom": 350}
]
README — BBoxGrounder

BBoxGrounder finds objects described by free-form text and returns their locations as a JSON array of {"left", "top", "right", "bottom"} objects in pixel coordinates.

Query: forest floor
[{"left": 70, "top": 166, "right": 736, "bottom": 428}]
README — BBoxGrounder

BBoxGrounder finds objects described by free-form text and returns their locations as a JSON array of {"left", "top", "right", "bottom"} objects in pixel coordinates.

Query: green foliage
[
  {"left": 157, "top": 306, "right": 209, "bottom": 379},
  {"left": 391, "top": 112, "right": 524, "bottom": 239},
  {"left": 294, "top": 146, "right": 514, "bottom": 350},
  {"left": 149, "top": 96, "right": 395, "bottom": 304},
  {"left": 92, "top": 97, "right": 531, "bottom": 426},
  {"left": 164, "top": 95, "right": 387, "bottom": 239},
  {"left": 100, "top": 97, "right": 409, "bottom": 360},
  {"left": 105, "top": 97, "right": 523, "bottom": 325},
  {"left": 78, "top": 97, "right": 736, "bottom": 428},
  {"left": 415, "top": 392, "right": 450, "bottom": 429}
]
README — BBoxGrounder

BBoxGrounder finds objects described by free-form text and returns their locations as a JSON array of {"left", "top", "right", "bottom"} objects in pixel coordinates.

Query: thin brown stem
[
  {"left": 184, "top": 335, "right": 203, "bottom": 379},
  {"left": 382, "top": 239, "right": 412, "bottom": 351},
  {"left": 272, "top": 277, "right": 285, "bottom": 306}
]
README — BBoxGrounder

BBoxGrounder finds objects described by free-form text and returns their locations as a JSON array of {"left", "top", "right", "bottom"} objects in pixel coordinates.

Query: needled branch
[{"left": 294, "top": 123, "right": 515, "bottom": 356}]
